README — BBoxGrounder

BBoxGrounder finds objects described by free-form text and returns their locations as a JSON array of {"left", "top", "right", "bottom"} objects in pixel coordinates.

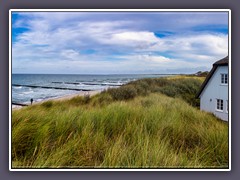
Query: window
[
  {"left": 216, "top": 99, "right": 223, "bottom": 111},
  {"left": 221, "top": 74, "right": 228, "bottom": 84}
]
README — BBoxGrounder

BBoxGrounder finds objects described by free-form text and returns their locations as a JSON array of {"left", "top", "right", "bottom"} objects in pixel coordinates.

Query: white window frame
[
  {"left": 216, "top": 99, "right": 224, "bottom": 112},
  {"left": 221, "top": 73, "right": 228, "bottom": 85}
]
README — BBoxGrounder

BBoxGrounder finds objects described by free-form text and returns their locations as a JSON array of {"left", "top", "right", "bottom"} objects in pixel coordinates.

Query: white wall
[{"left": 200, "top": 66, "right": 228, "bottom": 121}]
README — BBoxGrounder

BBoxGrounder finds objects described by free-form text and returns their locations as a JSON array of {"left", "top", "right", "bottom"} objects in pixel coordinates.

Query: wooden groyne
[
  {"left": 52, "top": 82, "right": 63, "bottom": 84},
  {"left": 12, "top": 102, "right": 28, "bottom": 106},
  {"left": 12, "top": 84, "right": 92, "bottom": 91},
  {"left": 82, "top": 82, "right": 122, "bottom": 86},
  {"left": 52, "top": 82, "right": 122, "bottom": 86},
  {"left": 65, "top": 82, "right": 80, "bottom": 85},
  {"left": 52, "top": 82, "right": 80, "bottom": 85}
]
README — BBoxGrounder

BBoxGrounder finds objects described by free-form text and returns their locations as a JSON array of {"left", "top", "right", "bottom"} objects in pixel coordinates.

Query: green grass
[
  {"left": 12, "top": 76, "right": 228, "bottom": 168},
  {"left": 105, "top": 76, "right": 203, "bottom": 106}
]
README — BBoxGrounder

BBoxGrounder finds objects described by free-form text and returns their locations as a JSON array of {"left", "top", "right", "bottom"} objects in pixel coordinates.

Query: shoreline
[
  {"left": 12, "top": 90, "right": 102, "bottom": 110},
  {"left": 11, "top": 74, "right": 175, "bottom": 110}
]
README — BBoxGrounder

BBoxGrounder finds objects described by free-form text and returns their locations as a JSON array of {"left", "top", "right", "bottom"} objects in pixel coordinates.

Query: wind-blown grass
[
  {"left": 105, "top": 76, "right": 203, "bottom": 106},
  {"left": 12, "top": 77, "right": 228, "bottom": 168}
]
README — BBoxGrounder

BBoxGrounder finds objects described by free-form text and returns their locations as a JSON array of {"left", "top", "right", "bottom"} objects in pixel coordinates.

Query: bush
[
  {"left": 128, "top": 78, "right": 169, "bottom": 94},
  {"left": 134, "top": 80, "right": 149, "bottom": 96},
  {"left": 159, "top": 78, "right": 202, "bottom": 107},
  {"left": 160, "top": 85, "right": 178, "bottom": 97},
  {"left": 91, "top": 93, "right": 113, "bottom": 106},
  {"left": 107, "top": 85, "right": 138, "bottom": 101},
  {"left": 105, "top": 77, "right": 202, "bottom": 107},
  {"left": 68, "top": 93, "right": 91, "bottom": 106}
]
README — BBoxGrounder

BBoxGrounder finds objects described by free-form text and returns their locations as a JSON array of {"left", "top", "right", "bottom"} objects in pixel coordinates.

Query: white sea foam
[
  {"left": 13, "top": 86, "right": 22, "bottom": 89},
  {"left": 23, "top": 91, "right": 34, "bottom": 94}
]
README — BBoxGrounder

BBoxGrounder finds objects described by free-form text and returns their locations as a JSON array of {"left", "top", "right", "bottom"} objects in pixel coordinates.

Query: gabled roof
[{"left": 196, "top": 56, "right": 229, "bottom": 98}]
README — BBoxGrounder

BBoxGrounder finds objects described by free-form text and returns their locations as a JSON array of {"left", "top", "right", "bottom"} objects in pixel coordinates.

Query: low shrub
[
  {"left": 107, "top": 85, "right": 138, "bottom": 101},
  {"left": 106, "top": 77, "right": 202, "bottom": 107},
  {"left": 159, "top": 78, "right": 202, "bottom": 107},
  {"left": 90, "top": 93, "right": 113, "bottom": 106},
  {"left": 68, "top": 93, "right": 91, "bottom": 106}
]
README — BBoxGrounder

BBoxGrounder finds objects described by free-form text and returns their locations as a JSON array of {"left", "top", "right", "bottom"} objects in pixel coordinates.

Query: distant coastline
[
  {"left": 11, "top": 73, "right": 208, "bottom": 109},
  {"left": 12, "top": 74, "right": 173, "bottom": 105}
]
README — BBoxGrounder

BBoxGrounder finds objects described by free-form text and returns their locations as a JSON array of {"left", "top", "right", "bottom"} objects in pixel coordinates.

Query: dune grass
[
  {"left": 105, "top": 76, "right": 204, "bottom": 107},
  {"left": 12, "top": 77, "right": 228, "bottom": 168}
]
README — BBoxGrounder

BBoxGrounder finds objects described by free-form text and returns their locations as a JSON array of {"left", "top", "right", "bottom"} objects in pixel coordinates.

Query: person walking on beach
[{"left": 30, "top": 98, "right": 33, "bottom": 105}]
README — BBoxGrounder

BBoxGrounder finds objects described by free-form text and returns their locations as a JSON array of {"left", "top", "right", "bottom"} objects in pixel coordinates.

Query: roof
[
  {"left": 196, "top": 56, "right": 229, "bottom": 98},
  {"left": 213, "top": 56, "right": 229, "bottom": 66}
]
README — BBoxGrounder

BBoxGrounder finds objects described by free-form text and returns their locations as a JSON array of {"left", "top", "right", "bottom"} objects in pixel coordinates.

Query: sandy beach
[{"left": 12, "top": 90, "right": 102, "bottom": 110}]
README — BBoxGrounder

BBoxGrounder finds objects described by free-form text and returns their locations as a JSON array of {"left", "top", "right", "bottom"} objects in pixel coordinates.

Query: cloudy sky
[{"left": 12, "top": 11, "right": 229, "bottom": 74}]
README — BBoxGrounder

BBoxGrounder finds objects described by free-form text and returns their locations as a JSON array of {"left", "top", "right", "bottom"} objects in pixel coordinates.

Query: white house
[{"left": 197, "top": 56, "right": 229, "bottom": 121}]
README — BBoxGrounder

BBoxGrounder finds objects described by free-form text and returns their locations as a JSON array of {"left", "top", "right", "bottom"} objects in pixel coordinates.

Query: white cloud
[
  {"left": 112, "top": 31, "right": 158, "bottom": 42},
  {"left": 12, "top": 12, "right": 229, "bottom": 74},
  {"left": 60, "top": 49, "right": 80, "bottom": 60}
]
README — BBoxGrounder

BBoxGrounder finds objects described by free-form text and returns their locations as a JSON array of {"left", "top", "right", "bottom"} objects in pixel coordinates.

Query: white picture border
[{"left": 9, "top": 9, "right": 231, "bottom": 171}]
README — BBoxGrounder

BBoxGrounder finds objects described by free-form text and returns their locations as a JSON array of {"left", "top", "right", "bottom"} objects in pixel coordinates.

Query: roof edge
[{"left": 196, "top": 56, "right": 228, "bottom": 98}]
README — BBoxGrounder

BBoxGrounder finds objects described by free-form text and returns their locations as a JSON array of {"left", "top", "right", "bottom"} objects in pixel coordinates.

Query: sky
[{"left": 12, "top": 11, "right": 229, "bottom": 74}]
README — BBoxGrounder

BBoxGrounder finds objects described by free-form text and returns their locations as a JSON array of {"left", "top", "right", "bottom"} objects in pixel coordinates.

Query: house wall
[{"left": 200, "top": 66, "right": 228, "bottom": 121}]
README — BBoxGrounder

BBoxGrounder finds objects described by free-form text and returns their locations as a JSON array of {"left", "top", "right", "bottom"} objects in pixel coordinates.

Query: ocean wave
[
  {"left": 22, "top": 90, "right": 34, "bottom": 94},
  {"left": 13, "top": 86, "right": 22, "bottom": 89}
]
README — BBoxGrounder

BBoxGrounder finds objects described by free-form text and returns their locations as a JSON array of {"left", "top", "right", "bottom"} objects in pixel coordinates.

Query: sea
[{"left": 12, "top": 74, "right": 169, "bottom": 105}]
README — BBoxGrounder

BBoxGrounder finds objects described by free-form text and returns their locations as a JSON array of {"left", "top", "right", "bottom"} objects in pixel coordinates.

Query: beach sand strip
[{"left": 12, "top": 90, "right": 102, "bottom": 110}]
